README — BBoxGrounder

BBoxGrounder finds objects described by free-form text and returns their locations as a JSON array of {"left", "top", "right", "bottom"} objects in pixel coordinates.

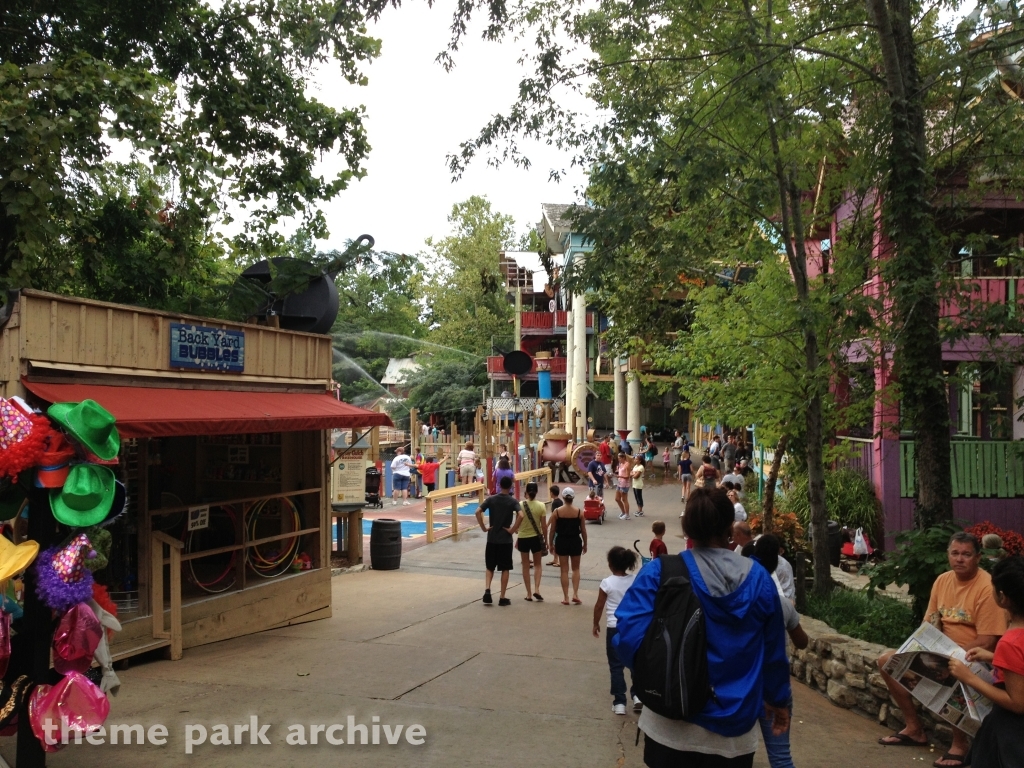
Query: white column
[
  {"left": 565, "top": 302, "right": 574, "bottom": 426},
  {"left": 614, "top": 359, "right": 626, "bottom": 433},
  {"left": 572, "top": 292, "right": 588, "bottom": 440},
  {"left": 627, "top": 366, "right": 641, "bottom": 447}
]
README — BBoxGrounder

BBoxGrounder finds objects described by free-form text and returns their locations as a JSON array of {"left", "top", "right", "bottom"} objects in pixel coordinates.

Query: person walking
[
  {"left": 679, "top": 450, "right": 693, "bottom": 503},
  {"left": 615, "top": 453, "right": 632, "bottom": 520},
  {"left": 598, "top": 435, "right": 614, "bottom": 489},
  {"left": 389, "top": 447, "right": 415, "bottom": 506},
  {"left": 695, "top": 455, "right": 719, "bottom": 490},
  {"left": 517, "top": 481, "right": 548, "bottom": 602},
  {"left": 614, "top": 487, "right": 792, "bottom": 768},
  {"left": 547, "top": 484, "right": 563, "bottom": 568},
  {"left": 594, "top": 546, "right": 640, "bottom": 715},
  {"left": 475, "top": 475, "right": 522, "bottom": 607},
  {"left": 631, "top": 456, "right": 646, "bottom": 517},
  {"left": 549, "top": 487, "right": 587, "bottom": 605}
]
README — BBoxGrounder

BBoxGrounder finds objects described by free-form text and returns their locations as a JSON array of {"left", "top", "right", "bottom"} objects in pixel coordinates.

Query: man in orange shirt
[{"left": 877, "top": 531, "right": 1007, "bottom": 767}]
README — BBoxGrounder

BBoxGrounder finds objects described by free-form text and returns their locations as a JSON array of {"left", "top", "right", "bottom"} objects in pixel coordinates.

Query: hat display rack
[{"left": 0, "top": 396, "right": 126, "bottom": 767}]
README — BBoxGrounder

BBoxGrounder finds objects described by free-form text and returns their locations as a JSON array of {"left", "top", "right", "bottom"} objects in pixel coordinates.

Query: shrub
[
  {"left": 749, "top": 512, "right": 807, "bottom": 554},
  {"left": 779, "top": 467, "right": 881, "bottom": 534},
  {"left": 863, "top": 522, "right": 963, "bottom": 622},
  {"left": 805, "top": 587, "right": 917, "bottom": 649},
  {"left": 965, "top": 521, "right": 1024, "bottom": 556}
]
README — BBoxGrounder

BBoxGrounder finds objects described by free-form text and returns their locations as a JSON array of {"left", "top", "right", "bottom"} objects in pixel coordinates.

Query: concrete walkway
[{"left": 14, "top": 478, "right": 939, "bottom": 767}]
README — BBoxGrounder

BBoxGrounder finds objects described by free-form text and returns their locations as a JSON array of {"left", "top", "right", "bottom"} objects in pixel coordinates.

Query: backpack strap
[{"left": 658, "top": 553, "right": 686, "bottom": 586}]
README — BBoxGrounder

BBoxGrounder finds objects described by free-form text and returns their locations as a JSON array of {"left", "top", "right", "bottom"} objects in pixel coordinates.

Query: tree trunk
[
  {"left": 866, "top": 0, "right": 953, "bottom": 528},
  {"left": 761, "top": 434, "right": 789, "bottom": 532}
]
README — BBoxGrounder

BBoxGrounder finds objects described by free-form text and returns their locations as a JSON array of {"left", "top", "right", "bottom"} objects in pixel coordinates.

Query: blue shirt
[{"left": 613, "top": 550, "right": 791, "bottom": 737}]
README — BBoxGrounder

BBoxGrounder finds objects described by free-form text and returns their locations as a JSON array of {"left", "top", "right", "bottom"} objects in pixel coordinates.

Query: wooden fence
[{"left": 901, "top": 440, "right": 1024, "bottom": 498}]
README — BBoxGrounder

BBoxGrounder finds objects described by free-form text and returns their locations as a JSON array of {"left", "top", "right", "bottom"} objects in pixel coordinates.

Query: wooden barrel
[{"left": 370, "top": 519, "right": 402, "bottom": 570}]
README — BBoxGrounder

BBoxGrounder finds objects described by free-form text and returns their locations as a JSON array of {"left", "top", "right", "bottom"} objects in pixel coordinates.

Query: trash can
[
  {"left": 370, "top": 518, "right": 402, "bottom": 570},
  {"left": 827, "top": 520, "right": 843, "bottom": 567}
]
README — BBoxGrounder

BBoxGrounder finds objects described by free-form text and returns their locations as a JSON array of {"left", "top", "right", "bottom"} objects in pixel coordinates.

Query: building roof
[{"left": 381, "top": 357, "right": 421, "bottom": 386}]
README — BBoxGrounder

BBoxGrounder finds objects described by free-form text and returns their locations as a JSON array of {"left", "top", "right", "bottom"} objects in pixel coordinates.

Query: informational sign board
[
  {"left": 170, "top": 322, "right": 245, "bottom": 372},
  {"left": 334, "top": 451, "right": 366, "bottom": 503},
  {"left": 187, "top": 505, "right": 210, "bottom": 532}
]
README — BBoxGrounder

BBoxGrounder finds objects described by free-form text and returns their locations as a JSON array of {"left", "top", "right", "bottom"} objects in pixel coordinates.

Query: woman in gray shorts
[{"left": 457, "top": 441, "right": 478, "bottom": 484}]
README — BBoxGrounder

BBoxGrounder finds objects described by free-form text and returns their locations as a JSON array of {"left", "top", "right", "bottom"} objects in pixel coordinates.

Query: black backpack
[{"left": 632, "top": 553, "right": 713, "bottom": 720}]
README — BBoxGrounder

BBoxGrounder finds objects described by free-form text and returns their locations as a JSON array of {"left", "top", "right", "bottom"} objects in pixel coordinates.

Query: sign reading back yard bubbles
[{"left": 170, "top": 323, "right": 245, "bottom": 373}]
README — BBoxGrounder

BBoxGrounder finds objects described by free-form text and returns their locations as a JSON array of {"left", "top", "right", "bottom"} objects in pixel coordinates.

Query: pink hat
[
  {"left": 0, "top": 399, "right": 50, "bottom": 481},
  {"left": 52, "top": 603, "right": 103, "bottom": 676},
  {"left": 29, "top": 672, "right": 109, "bottom": 752},
  {"left": 33, "top": 534, "right": 96, "bottom": 613}
]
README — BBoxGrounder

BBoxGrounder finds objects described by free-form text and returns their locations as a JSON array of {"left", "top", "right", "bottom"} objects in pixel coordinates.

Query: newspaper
[{"left": 881, "top": 623, "right": 995, "bottom": 736}]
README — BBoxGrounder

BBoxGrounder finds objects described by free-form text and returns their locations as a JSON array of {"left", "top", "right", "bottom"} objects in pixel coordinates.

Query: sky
[{"left": 309, "top": 1, "right": 591, "bottom": 256}]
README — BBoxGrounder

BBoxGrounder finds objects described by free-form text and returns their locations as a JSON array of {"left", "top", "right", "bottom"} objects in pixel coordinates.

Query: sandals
[
  {"left": 561, "top": 600, "right": 570, "bottom": 605},
  {"left": 571, "top": 597, "right": 582, "bottom": 605},
  {"left": 533, "top": 593, "right": 544, "bottom": 601},
  {"left": 524, "top": 596, "right": 533, "bottom": 602},
  {"left": 877, "top": 732, "right": 928, "bottom": 747},
  {"left": 933, "top": 753, "right": 967, "bottom": 768}
]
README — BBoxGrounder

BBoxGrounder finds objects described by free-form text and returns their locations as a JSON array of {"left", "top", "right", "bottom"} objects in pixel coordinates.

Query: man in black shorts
[{"left": 476, "top": 475, "right": 522, "bottom": 606}]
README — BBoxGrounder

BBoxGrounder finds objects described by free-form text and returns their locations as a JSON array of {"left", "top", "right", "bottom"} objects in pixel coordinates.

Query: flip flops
[
  {"left": 571, "top": 597, "right": 582, "bottom": 605},
  {"left": 533, "top": 593, "right": 544, "bottom": 601},
  {"left": 933, "top": 753, "right": 967, "bottom": 767}
]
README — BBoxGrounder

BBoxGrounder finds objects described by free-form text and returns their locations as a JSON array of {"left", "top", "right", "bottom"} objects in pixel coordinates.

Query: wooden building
[{"left": 0, "top": 290, "right": 389, "bottom": 660}]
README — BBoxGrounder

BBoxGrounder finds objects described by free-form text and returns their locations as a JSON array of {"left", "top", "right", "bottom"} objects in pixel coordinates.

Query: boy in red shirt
[
  {"left": 417, "top": 453, "right": 446, "bottom": 494},
  {"left": 649, "top": 520, "right": 668, "bottom": 558}
]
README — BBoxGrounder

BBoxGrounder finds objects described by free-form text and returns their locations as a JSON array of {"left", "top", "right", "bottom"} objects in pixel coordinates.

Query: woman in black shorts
[
  {"left": 550, "top": 487, "right": 588, "bottom": 605},
  {"left": 516, "top": 482, "right": 548, "bottom": 601}
]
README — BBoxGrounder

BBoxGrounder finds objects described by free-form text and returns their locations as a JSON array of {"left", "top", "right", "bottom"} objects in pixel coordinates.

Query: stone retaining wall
[{"left": 793, "top": 616, "right": 952, "bottom": 743}]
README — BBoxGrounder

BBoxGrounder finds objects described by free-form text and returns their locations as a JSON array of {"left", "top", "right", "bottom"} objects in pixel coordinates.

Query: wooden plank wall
[
  {"left": 900, "top": 440, "right": 1024, "bottom": 499},
  {"left": 6, "top": 290, "right": 331, "bottom": 384}
]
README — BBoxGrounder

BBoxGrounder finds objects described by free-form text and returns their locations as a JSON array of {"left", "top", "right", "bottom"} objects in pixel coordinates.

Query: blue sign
[{"left": 170, "top": 323, "right": 245, "bottom": 372}]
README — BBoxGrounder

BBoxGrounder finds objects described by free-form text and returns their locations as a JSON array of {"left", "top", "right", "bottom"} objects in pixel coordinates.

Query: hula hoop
[
  {"left": 245, "top": 496, "right": 302, "bottom": 579},
  {"left": 184, "top": 505, "right": 238, "bottom": 594}
]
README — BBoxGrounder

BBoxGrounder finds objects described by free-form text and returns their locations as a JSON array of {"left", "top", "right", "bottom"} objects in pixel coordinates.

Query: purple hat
[{"left": 33, "top": 533, "right": 95, "bottom": 613}]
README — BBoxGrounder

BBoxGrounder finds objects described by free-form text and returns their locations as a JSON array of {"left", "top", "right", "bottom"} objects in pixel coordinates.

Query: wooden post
[
  {"left": 426, "top": 496, "right": 434, "bottom": 543},
  {"left": 410, "top": 408, "right": 419, "bottom": 454},
  {"left": 524, "top": 414, "right": 532, "bottom": 472},
  {"left": 452, "top": 491, "right": 459, "bottom": 535},
  {"left": 347, "top": 508, "right": 363, "bottom": 564}
]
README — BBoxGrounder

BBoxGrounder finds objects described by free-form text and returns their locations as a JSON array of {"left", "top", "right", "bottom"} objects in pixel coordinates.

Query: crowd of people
[{"left": 460, "top": 428, "right": 1024, "bottom": 768}]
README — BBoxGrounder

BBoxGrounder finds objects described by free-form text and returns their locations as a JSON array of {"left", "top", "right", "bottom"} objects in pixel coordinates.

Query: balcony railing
[
  {"left": 486, "top": 355, "right": 569, "bottom": 376},
  {"left": 900, "top": 439, "right": 1024, "bottom": 498},
  {"left": 550, "top": 311, "right": 595, "bottom": 331},
  {"left": 940, "top": 277, "right": 1020, "bottom": 319}
]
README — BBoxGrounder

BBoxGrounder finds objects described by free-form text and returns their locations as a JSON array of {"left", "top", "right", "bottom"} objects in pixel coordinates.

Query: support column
[
  {"left": 627, "top": 363, "right": 641, "bottom": 449},
  {"left": 572, "top": 292, "right": 588, "bottom": 441},
  {"left": 1014, "top": 367, "right": 1024, "bottom": 441},
  {"left": 565, "top": 302, "right": 575, "bottom": 426},
  {"left": 614, "top": 359, "right": 626, "bottom": 433}
]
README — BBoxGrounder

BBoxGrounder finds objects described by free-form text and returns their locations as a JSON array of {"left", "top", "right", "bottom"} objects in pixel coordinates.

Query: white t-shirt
[
  {"left": 457, "top": 449, "right": 476, "bottom": 467},
  {"left": 775, "top": 557, "right": 796, "bottom": 600},
  {"left": 733, "top": 502, "right": 747, "bottom": 522},
  {"left": 391, "top": 454, "right": 414, "bottom": 477},
  {"left": 600, "top": 573, "right": 635, "bottom": 628},
  {"left": 722, "top": 472, "right": 744, "bottom": 489},
  {"left": 709, "top": 440, "right": 720, "bottom": 456}
]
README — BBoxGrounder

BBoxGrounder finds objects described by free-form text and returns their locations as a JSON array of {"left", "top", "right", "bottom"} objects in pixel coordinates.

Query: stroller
[
  {"left": 633, "top": 540, "right": 652, "bottom": 567},
  {"left": 364, "top": 466, "right": 383, "bottom": 509}
]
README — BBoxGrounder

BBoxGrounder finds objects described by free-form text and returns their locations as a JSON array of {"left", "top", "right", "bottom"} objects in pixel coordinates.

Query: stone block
[
  {"left": 826, "top": 679, "right": 859, "bottom": 709},
  {"left": 791, "top": 660, "right": 805, "bottom": 680},
  {"left": 823, "top": 659, "right": 848, "bottom": 678},
  {"left": 846, "top": 654, "right": 865, "bottom": 674},
  {"left": 812, "top": 669, "right": 827, "bottom": 692},
  {"left": 856, "top": 691, "right": 880, "bottom": 715},
  {"left": 867, "top": 672, "right": 888, "bottom": 694},
  {"left": 878, "top": 703, "right": 888, "bottom": 724},
  {"left": 844, "top": 673, "right": 867, "bottom": 690}
]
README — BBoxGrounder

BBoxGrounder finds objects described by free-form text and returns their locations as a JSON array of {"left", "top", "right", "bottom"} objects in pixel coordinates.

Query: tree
[
  {"left": 1, "top": 0, "right": 386, "bottom": 292},
  {"left": 421, "top": 196, "right": 519, "bottom": 356},
  {"left": 405, "top": 357, "right": 488, "bottom": 417}
]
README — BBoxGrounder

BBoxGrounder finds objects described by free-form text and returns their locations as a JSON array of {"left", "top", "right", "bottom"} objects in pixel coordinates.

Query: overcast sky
[{"left": 310, "top": 2, "right": 591, "bottom": 255}]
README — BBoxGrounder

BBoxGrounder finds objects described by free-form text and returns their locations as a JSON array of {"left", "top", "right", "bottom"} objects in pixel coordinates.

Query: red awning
[{"left": 22, "top": 380, "right": 392, "bottom": 438}]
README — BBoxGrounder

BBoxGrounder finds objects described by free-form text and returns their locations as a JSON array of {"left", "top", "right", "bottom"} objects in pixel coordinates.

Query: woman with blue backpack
[{"left": 613, "top": 487, "right": 792, "bottom": 768}]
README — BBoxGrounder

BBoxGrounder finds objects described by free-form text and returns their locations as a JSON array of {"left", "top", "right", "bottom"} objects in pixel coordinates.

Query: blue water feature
[{"left": 331, "top": 502, "right": 486, "bottom": 545}]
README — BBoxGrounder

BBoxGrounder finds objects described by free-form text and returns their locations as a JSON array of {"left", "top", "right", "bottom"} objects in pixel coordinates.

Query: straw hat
[
  {"left": 0, "top": 535, "right": 39, "bottom": 582},
  {"left": 46, "top": 400, "right": 120, "bottom": 461}
]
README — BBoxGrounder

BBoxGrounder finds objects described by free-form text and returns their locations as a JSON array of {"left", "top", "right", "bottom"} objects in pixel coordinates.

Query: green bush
[
  {"left": 779, "top": 467, "right": 881, "bottom": 533},
  {"left": 805, "top": 587, "right": 917, "bottom": 649}
]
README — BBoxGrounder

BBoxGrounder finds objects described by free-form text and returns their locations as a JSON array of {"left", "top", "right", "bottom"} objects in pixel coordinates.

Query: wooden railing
[
  {"left": 900, "top": 440, "right": 1024, "bottom": 498},
  {"left": 424, "top": 482, "right": 486, "bottom": 543},
  {"left": 150, "top": 532, "right": 184, "bottom": 660}
]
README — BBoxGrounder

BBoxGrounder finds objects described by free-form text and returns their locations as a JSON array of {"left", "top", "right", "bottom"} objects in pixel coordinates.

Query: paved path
[{"left": 11, "top": 477, "right": 940, "bottom": 767}]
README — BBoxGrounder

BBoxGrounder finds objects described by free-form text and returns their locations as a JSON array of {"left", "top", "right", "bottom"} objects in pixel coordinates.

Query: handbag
[
  {"left": 694, "top": 467, "right": 706, "bottom": 488},
  {"left": 521, "top": 501, "right": 548, "bottom": 556}
]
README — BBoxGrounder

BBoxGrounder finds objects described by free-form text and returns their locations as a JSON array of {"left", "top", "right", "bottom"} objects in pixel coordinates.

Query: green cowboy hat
[
  {"left": 50, "top": 464, "right": 115, "bottom": 528},
  {"left": 47, "top": 400, "right": 120, "bottom": 460}
]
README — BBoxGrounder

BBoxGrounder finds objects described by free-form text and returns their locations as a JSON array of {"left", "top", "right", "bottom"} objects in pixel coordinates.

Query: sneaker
[
  {"left": 636, "top": 511, "right": 644, "bottom": 517},
  {"left": 402, "top": 501, "right": 411, "bottom": 506},
  {"left": 613, "top": 703, "right": 627, "bottom": 715},
  {"left": 633, "top": 696, "right": 643, "bottom": 712},
  {"left": 392, "top": 500, "right": 398, "bottom": 506},
  {"left": 618, "top": 513, "right": 627, "bottom": 520},
  {"left": 482, "top": 590, "right": 493, "bottom": 605},
  {"left": 498, "top": 597, "right": 511, "bottom": 606}
]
